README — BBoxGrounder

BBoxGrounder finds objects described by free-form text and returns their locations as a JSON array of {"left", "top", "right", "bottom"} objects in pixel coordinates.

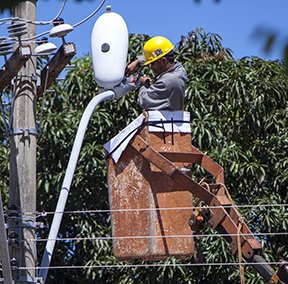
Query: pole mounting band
[{"left": 9, "top": 127, "right": 39, "bottom": 136}]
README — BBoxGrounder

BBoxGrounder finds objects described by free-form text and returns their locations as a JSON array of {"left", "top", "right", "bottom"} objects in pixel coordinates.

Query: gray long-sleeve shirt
[{"left": 137, "top": 62, "right": 187, "bottom": 111}]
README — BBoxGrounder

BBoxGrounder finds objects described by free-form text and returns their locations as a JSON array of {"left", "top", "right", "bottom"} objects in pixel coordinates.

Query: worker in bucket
[{"left": 126, "top": 36, "right": 187, "bottom": 111}]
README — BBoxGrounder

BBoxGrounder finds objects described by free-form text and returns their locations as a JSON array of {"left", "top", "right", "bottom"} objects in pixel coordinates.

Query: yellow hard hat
[{"left": 143, "top": 36, "right": 174, "bottom": 65}]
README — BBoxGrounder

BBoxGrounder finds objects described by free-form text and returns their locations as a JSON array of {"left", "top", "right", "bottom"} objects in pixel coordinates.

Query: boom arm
[{"left": 130, "top": 134, "right": 288, "bottom": 284}]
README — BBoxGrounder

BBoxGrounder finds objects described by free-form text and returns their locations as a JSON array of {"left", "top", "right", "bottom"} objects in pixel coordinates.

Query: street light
[{"left": 39, "top": 7, "right": 134, "bottom": 283}]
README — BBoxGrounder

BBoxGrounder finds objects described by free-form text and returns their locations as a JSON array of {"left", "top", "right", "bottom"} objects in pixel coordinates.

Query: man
[{"left": 126, "top": 36, "right": 187, "bottom": 111}]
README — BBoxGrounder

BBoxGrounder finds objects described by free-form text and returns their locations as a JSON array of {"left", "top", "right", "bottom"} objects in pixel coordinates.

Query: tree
[
  {"left": 0, "top": 0, "right": 23, "bottom": 11},
  {"left": 0, "top": 30, "right": 287, "bottom": 283}
]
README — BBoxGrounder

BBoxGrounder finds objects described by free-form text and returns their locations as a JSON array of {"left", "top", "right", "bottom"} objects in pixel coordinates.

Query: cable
[
  {"left": 51, "top": 0, "right": 67, "bottom": 23},
  {"left": 0, "top": 18, "right": 19, "bottom": 25},
  {"left": 24, "top": 231, "right": 288, "bottom": 243},
  {"left": 19, "top": 261, "right": 288, "bottom": 270},
  {"left": 72, "top": 0, "right": 106, "bottom": 28},
  {"left": 22, "top": 30, "right": 50, "bottom": 42},
  {"left": 21, "top": 203, "right": 288, "bottom": 216},
  {"left": 22, "top": 0, "right": 107, "bottom": 42},
  {"left": 0, "top": 0, "right": 67, "bottom": 26},
  {"left": 8, "top": 77, "right": 18, "bottom": 131}
]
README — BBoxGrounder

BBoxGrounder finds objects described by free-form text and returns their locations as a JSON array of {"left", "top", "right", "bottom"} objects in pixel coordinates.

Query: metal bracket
[
  {"left": 8, "top": 230, "right": 20, "bottom": 247},
  {"left": 14, "top": 217, "right": 36, "bottom": 228},
  {"left": 16, "top": 276, "right": 42, "bottom": 284},
  {"left": 22, "top": 218, "right": 36, "bottom": 229},
  {"left": 7, "top": 205, "right": 20, "bottom": 218},
  {"left": 9, "top": 127, "right": 39, "bottom": 137},
  {"left": 7, "top": 215, "right": 36, "bottom": 229},
  {"left": 24, "top": 219, "right": 36, "bottom": 229}
]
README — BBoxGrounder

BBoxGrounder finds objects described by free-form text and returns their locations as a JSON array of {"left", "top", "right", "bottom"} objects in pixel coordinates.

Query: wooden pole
[{"left": 9, "top": 1, "right": 37, "bottom": 283}]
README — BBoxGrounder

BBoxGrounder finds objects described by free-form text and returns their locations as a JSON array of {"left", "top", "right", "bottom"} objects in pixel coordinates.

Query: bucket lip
[{"left": 147, "top": 110, "right": 191, "bottom": 121}]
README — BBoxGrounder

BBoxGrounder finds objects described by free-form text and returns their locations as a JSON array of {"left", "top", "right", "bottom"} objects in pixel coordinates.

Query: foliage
[
  {"left": 0, "top": 30, "right": 287, "bottom": 283},
  {"left": 0, "top": 0, "right": 23, "bottom": 12}
]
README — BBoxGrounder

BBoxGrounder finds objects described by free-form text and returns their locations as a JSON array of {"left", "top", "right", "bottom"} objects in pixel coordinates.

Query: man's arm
[
  {"left": 125, "top": 56, "right": 145, "bottom": 76},
  {"left": 138, "top": 80, "right": 171, "bottom": 110}
]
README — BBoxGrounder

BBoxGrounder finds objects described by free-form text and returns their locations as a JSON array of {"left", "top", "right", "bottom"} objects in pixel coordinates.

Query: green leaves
[
  {"left": 22, "top": 33, "right": 288, "bottom": 283},
  {"left": 0, "top": 31, "right": 287, "bottom": 283}
]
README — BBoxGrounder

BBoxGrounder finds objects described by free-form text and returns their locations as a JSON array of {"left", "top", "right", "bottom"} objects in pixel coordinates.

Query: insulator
[
  {"left": 0, "top": 37, "right": 13, "bottom": 56},
  {"left": 7, "top": 21, "right": 27, "bottom": 38},
  {"left": 8, "top": 205, "right": 20, "bottom": 217},
  {"left": 10, "top": 258, "right": 19, "bottom": 272},
  {"left": 52, "top": 17, "right": 64, "bottom": 26},
  {"left": 36, "top": 37, "right": 48, "bottom": 46},
  {"left": 8, "top": 231, "right": 20, "bottom": 247}
]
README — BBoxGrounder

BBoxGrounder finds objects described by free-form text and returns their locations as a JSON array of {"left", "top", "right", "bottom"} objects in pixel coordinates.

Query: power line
[
  {"left": 19, "top": 261, "right": 288, "bottom": 270},
  {"left": 0, "top": 0, "right": 67, "bottom": 25},
  {"left": 20, "top": 203, "right": 288, "bottom": 217},
  {"left": 72, "top": 0, "right": 106, "bottom": 28},
  {"left": 21, "top": 0, "right": 106, "bottom": 42},
  {"left": 24, "top": 231, "right": 288, "bottom": 243},
  {"left": 0, "top": 0, "right": 106, "bottom": 45}
]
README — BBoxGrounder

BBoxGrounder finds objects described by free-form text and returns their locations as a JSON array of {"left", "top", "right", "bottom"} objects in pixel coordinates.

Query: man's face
[{"left": 149, "top": 58, "right": 167, "bottom": 76}]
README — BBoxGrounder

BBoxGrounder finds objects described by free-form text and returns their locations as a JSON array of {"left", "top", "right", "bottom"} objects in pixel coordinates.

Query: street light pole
[
  {"left": 39, "top": 90, "right": 115, "bottom": 283},
  {"left": 39, "top": 81, "right": 134, "bottom": 283}
]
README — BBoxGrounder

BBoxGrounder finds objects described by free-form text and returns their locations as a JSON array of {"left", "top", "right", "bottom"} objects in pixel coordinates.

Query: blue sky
[{"left": 0, "top": 0, "right": 288, "bottom": 64}]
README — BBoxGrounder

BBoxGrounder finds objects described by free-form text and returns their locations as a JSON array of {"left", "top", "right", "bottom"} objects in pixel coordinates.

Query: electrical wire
[
  {"left": 0, "top": 0, "right": 67, "bottom": 26},
  {"left": 20, "top": 203, "right": 288, "bottom": 216},
  {"left": 28, "top": 56, "right": 37, "bottom": 74},
  {"left": 7, "top": 78, "right": 17, "bottom": 132},
  {"left": 48, "top": 0, "right": 67, "bottom": 23},
  {"left": 72, "top": 0, "right": 106, "bottom": 28},
  {"left": 22, "top": 0, "right": 106, "bottom": 42},
  {"left": 0, "top": 0, "right": 105, "bottom": 44},
  {"left": 0, "top": 17, "right": 19, "bottom": 25},
  {"left": 19, "top": 261, "right": 288, "bottom": 270},
  {"left": 24, "top": 231, "right": 288, "bottom": 243}
]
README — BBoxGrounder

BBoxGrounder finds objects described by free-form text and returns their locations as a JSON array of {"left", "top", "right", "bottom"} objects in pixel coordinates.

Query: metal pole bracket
[{"left": 9, "top": 127, "right": 39, "bottom": 137}]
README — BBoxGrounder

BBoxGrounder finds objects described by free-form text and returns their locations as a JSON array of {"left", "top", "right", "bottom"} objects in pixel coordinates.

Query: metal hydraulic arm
[{"left": 130, "top": 134, "right": 288, "bottom": 284}]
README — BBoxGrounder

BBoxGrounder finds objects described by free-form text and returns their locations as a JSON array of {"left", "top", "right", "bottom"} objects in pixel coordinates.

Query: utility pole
[{"left": 9, "top": 1, "right": 37, "bottom": 283}]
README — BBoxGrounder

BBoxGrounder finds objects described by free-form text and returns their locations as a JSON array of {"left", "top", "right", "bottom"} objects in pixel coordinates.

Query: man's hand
[
  {"left": 139, "top": 75, "right": 151, "bottom": 88},
  {"left": 125, "top": 56, "right": 145, "bottom": 76},
  {"left": 129, "top": 74, "right": 151, "bottom": 88},
  {"left": 125, "top": 59, "right": 140, "bottom": 76}
]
